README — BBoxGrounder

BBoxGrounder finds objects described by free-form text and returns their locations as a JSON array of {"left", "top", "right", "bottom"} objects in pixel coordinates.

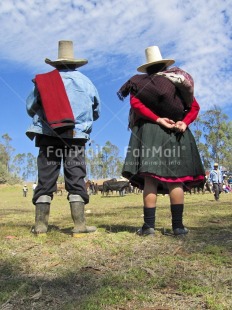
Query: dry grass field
[{"left": 0, "top": 184, "right": 231, "bottom": 310}]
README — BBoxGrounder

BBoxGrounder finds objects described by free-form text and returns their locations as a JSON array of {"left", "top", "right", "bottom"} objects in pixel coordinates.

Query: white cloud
[{"left": 0, "top": 0, "right": 231, "bottom": 110}]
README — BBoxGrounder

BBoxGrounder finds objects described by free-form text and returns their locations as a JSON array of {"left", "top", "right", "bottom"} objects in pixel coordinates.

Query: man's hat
[
  {"left": 137, "top": 46, "right": 175, "bottom": 73},
  {"left": 45, "top": 40, "right": 88, "bottom": 68}
]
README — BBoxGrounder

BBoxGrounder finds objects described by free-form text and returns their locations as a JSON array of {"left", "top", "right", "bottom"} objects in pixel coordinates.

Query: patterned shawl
[{"left": 117, "top": 67, "right": 194, "bottom": 129}]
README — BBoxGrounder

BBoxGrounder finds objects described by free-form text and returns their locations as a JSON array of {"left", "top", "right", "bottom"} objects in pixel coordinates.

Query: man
[
  {"left": 32, "top": 182, "right": 37, "bottom": 193},
  {"left": 209, "top": 163, "right": 223, "bottom": 201},
  {"left": 23, "top": 185, "right": 28, "bottom": 197},
  {"left": 228, "top": 175, "right": 232, "bottom": 189},
  {"left": 26, "top": 40, "right": 101, "bottom": 235}
]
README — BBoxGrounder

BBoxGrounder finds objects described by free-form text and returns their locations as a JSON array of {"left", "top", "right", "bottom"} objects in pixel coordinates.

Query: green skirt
[{"left": 122, "top": 120, "right": 205, "bottom": 192}]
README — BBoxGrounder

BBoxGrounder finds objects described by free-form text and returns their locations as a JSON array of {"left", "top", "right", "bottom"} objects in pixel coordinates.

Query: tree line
[
  {"left": 0, "top": 134, "right": 37, "bottom": 184},
  {"left": 0, "top": 106, "right": 231, "bottom": 184},
  {"left": 86, "top": 140, "right": 124, "bottom": 180},
  {"left": 191, "top": 106, "right": 232, "bottom": 171},
  {"left": 0, "top": 135, "right": 124, "bottom": 184}
]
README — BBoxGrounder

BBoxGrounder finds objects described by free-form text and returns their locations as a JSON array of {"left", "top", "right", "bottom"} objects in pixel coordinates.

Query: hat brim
[
  {"left": 45, "top": 58, "right": 88, "bottom": 68},
  {"left": 137, "top": 59, "right": 175, "bottom": 73}
]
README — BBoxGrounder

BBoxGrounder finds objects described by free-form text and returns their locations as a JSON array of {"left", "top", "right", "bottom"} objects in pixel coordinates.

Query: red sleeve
[
  {"left": 183, "top": 97, "right": 200, "bottom": 126},
  {"left": 130, "top": 94, "right": 159, "bottom": 122},
  {"left": 130, "top": 95, "right": 200, "bottom": 126}
]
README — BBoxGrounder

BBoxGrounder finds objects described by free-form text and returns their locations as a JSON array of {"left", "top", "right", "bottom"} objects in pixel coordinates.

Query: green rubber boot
[
  {"left": 70, "top": 201, "right": 97, "bottom": 235},
  {"left": 34, "top": 203, "right": 50, "bottom": 234}
]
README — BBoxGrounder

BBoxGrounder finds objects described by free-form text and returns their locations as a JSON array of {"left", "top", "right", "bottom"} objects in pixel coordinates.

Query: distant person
[
  {"left": 23, "top": 185, "right": 28, "bottom": 197},
  {"left": 89, "top": 182, "right": 95, "bottom": 195},
  {"left": 26, "top": 40, "right": 101, "bottom": 235},
  {"left": 94, "top": 183, "right": 98, "bottom": 195},
  {"left": 228, "top": 176, "right": 232, "bottom": 189},
  {"left": 209, "top": 163, "right": 223, "bottom": 201},
  {"left": 32, "top": 182, "right": 37, "bottom": 193},
  {"left": 118, "top": 45, "right": 205, "bottom": 236}
]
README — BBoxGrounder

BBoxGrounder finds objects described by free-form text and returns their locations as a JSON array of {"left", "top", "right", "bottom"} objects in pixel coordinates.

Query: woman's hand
[
  {"left": 174, "top": 121, "right": 187, "bottom": 132},
  {"left": 156, "top": 118, "right": 175, "bottom": 129}
]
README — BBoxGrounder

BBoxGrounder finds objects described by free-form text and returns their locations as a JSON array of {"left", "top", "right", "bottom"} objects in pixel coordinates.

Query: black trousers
[{"left": 33, "top": 144, "right": 89, "bottom": 205}]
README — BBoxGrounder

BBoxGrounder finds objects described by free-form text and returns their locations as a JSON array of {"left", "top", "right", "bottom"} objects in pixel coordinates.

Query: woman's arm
[
  {"left": 173, "top": 97, "right": 200, "bottom": 132},
  {"left": 130, "top": 94, "right": 175, "bottom": 129},
  {"left": 130, "top": 94, "right": 159, "bottom": 122},
  {"left": 182, "top": 97, "right": 200, "bottom": 125}
]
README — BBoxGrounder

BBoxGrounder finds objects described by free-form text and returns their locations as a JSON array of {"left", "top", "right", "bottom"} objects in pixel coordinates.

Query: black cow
[
  {"left": 101, "top": 178, "right": 117, "bottom": 196},
  {"left": 98, "top": 185, "right": 103, "bottom": 194},
  {"left": 103, "top": 180, "right": 129, "bottom": 196}
]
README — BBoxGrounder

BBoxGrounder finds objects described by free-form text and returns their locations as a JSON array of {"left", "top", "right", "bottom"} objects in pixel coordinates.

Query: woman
[{"left": 118, "top": 46, "right": 205, "bottom": 236}]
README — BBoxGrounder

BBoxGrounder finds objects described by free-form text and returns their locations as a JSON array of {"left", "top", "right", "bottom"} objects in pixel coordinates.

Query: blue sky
[{"left": 0, "top": 0, "right": 232, "bottom": 160}]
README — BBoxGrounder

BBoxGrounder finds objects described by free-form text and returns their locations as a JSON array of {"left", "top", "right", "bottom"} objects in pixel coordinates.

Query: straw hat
[
  {"left": 137, "top": 46, "right": 175, "bottom": 73},
  {"left": 45, "top": 40, "right": 88, "bottom": 68},
  {"left": 214, "top": 163, "right": 219, "bottom": 166}
]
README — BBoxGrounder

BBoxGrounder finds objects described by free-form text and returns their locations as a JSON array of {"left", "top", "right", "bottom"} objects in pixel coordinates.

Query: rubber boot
[
  {"left": 34, "top": 203, "right": 50, "bottom": 235},
  {"left": 70, "top": 201, "right": 97, "bottom": 235}
]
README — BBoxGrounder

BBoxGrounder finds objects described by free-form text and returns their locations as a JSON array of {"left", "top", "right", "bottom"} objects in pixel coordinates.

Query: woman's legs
[
  {"left": 167, "top": 182, "right": 184, "bottom": 205},
  {"left": 143, "top": 176, "right": 158, "bottom": 207},
  {"left": 138, "top": 176, "right": 158, "bottom": 235},
  {"left": 167, "top": 182, "right": 188, "bottom": 234}
]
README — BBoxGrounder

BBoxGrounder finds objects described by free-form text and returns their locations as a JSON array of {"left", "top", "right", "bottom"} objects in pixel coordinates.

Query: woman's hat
[
  {"left": 45, "top": 40, "right": 88, "bottom": 68},
  {"left": 137, "top": 46, "right": 175, "bottom": 73}
]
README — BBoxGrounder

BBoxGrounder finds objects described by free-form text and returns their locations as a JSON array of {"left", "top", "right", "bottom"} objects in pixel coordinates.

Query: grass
[{"left": 0, "top": 184, "right": 231, "bottom": 309}]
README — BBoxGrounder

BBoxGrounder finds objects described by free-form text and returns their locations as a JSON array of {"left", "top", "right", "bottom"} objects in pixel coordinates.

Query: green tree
[
  {"left": 191, "top": 117, "right": 211, "bottom": 169},
  {"left": 0, "top": 134, "right": 37, "bottom": 183},
  {"left": 0, "top": 162, "right": 8, "bottom": 184},
  {"left": 12, "top": 153, "right": 26, "bottom": 177},
  {"left": 192, "top": 106, "right": 232, "bottom": 170},
  {"left": 0, "top": 134, "right": 16, "bottom": 183},
  {"left": 12, "top": 152, "right": 37, "bottom": 181},
  {"left": 24, "top": 153, "right": 37, "bottom": 181},
  {"left": 86, "top": 140, "right": 124, "bottom": 179},
  {"left": 0, "top": 133, "right": 14, "bottom": 174}
]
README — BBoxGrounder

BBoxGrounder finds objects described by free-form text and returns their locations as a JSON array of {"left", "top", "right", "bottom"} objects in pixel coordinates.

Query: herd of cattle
[
  {"left": 86, "top": 178, "right": 131, "bottom": 196},
  {"left": 55, "top": 177, "right": 212, "bottom": 196},
  {"left": 55, "top": 178, "right": 131, "bottom": 196}
]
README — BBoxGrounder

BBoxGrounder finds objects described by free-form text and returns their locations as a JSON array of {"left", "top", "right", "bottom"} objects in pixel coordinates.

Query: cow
[
  {"left": 101, "top": 178, "right": 117, "bottom": 196},
  {"left": 102, "top": 180, "right": 130, "bottom": 196},
  {"left": 98, "top": 184, "right": 103, "bottom": 194},
  {"left": 55, "top": 182, "right": 65, "bottom": 195},
  {"left": 86, "top": 180, "right": 95, "bottom": 195}
]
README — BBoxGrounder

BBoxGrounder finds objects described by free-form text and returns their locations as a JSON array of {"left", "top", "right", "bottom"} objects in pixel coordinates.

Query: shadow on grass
[
  {"left": 0, "top": 223, "right": 33, "bottom": 232},
  {"left": 98, "top": 224, "right": 138, "bottom": 233},
  {"left": 0, "top": 208, "right": 32, "bottom": 216},
  {"left": 100, "top": 195, "right": 127, "bottom": 198},
  {"left": 49, "top": 223, "right": 139, "bottom": 235},
  {"left": 189, "top": 214, "right": 232, "bottom": 246},
  {"left": 29, "top": 224, "right": 74, "bottom": 237},
  {"left": 0, "top": 259, "right": 105, "bottom": 310}
]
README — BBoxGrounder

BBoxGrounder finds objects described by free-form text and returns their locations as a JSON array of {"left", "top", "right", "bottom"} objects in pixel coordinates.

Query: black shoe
[
  {"left": 136, "top": 227, "right": 155, "bottom": 236},
  {"left": 173, "top": 227, "right": 189, "bottom": 236}
]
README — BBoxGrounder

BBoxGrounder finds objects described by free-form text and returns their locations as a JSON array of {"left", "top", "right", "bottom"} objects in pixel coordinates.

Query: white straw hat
[
  {"left": 45, "top": 40, "right": 88, "bottom": 68},
  {"left": 137, "top": 46, "right": 175, "bottom": 73}
]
